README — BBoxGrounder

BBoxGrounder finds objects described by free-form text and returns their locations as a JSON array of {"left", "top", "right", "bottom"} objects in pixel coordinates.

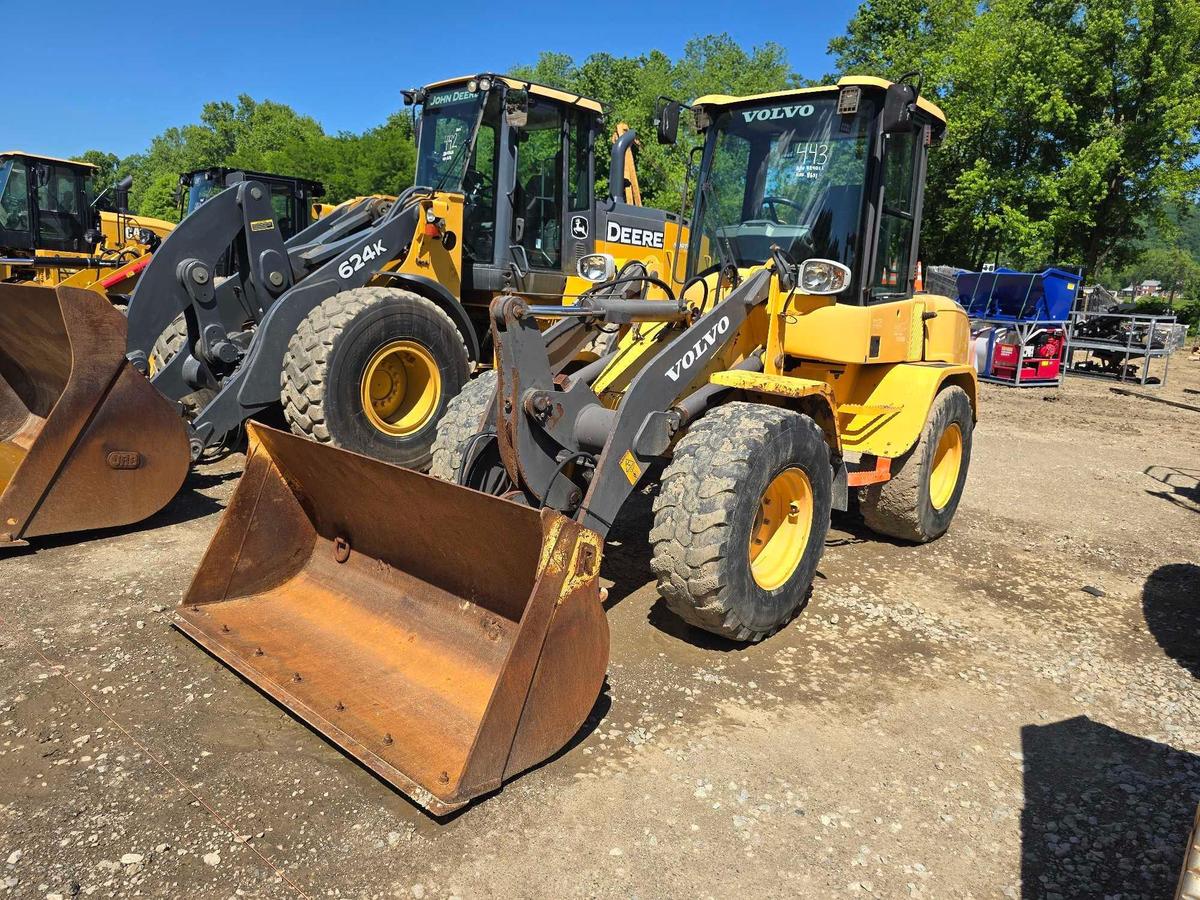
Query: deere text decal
[
  {"left": 426, "top": 89, "right": 476, "bottom": 108},
  {"left": 606, "top": 221, "right": 665, "bottom": 249}
]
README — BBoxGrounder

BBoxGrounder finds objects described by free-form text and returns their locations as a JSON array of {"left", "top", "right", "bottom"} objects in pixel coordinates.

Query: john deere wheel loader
[
  {"left": 0, "top": 74, "right": 678, "bottom": 548},
  {"left": 172, "top": 75, "right": 977, "bottom": 814}
]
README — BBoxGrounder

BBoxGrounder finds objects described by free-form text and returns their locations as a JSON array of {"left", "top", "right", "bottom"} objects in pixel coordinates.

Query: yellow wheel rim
[
  {"left": 750, "top": 467, "right": 813, "bottom": 591},
  {"left": 360, "top": 340, "right": 442, "bottom": 437},
  {"left": 929, "top": 423, "right": 963, "bottom": 510}
]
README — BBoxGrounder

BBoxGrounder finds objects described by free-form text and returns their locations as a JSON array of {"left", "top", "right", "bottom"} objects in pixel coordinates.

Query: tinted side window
[
  {"left": 567, "top": 111, "right": 590, "bottom": 212},
  {"left": 870, "top": 131, "right": 918, "bottom": 299},
  {"left": 0, "top": 161, "right": 30, "bottom": 238},
  {"left": 37, "top": 165, "right": 84, "bottom": 247},
  {"left": 514, "top": 99, "right": 564, "bottom": 268}
]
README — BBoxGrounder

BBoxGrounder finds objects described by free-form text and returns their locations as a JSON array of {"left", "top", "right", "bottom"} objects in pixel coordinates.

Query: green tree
[
  {"left": 511, "top": 34, "right": 800, "bottom": 209},
  {"left": 104, "top": 94, "right": 418, "bottom": 220},
  {"left": 830, "top": 0, "right": 1200, "bottom": 277},
  {"left": 73, "top": 150, "right": 120, "bottom": 189},
  {"left": 1138, "top": 246, "right": 1200, "bottom": 300}
]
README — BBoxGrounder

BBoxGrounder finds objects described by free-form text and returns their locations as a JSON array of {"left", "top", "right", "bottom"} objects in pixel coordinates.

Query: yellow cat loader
[
  {"left": 0, "top": 152, "right": 172, "bottom": 295},
  {"left": 0, "top": 74, "right": 678, "bottom": 547},
  {"left": 175, "top": 76, "right": 978, "bottom": 814}
]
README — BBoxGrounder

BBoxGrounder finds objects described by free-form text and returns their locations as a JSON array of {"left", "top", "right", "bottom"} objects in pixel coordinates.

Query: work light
[
  {"left": 577, "top": 253, "right": 616, "bottom": 283},
  {"left": 798, "top": 259, "right": 851, "bottom": 295}
]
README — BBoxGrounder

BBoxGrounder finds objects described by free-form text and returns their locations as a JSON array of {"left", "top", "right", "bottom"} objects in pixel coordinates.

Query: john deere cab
[
  {"left": 179, "top": 167, "right": 325, "bottom": 242},
  {"left": 396, "top": 74, "right": 681, "bottom": 331}
]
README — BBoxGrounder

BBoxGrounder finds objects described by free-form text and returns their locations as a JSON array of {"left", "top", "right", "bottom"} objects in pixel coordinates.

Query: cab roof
[
  {"left": 421, "top": 74, "right": 605, "bottom": 114},
  {"left": 693, "top": 76, "right": 947, "bottom": 125},
  {"left": 1, "top": 151, "right": 97, "bottom": 169}
]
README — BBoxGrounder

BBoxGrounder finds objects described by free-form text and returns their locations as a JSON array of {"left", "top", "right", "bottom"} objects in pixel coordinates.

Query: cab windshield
[
  {"left": 186, "top": 172, "right": 225, "bottom": 215},
  {"left": 691, "top": 96, "right": 874, "bottom": 280},
  {"left": 0, "top": 158, "right": 30, "bottom": 237},
  {"left": 415, "top": 88, "right": 486, "bottom": 191}
]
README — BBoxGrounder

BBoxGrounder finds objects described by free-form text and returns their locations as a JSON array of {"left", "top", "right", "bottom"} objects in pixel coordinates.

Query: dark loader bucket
[
  {"left": 0, "top": 284, "right": 190, "bottom": 547},
  {"left": 176, "top": 422, "right": 609, "bottom": 814}
]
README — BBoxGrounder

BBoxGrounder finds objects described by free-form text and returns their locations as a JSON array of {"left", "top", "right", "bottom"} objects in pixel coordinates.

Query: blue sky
[{"left": 10, "top": 0, "right": 860, "bottom": 159}]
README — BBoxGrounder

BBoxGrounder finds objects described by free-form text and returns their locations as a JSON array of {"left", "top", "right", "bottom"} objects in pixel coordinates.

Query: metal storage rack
[{"left": 1065, "top": 311, "right": 1185, "bottom": 386}]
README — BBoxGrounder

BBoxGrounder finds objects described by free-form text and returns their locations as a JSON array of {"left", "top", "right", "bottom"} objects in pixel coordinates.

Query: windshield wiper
[
  {"left": 433, "top": 135, "right": 472, "bottom": 194},
  {"left": 699, "top": 176, "right": 740, "bottom": 287}
]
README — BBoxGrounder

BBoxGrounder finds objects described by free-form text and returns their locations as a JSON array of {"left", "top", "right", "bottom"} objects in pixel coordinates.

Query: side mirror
[
  {"left": 654, "top": 97, "right": 681, "bottom": 145},
  {"left": 505, "top": 89, "right": 529, "bottom": 128},
  {"left": 881, "top": 74, "right": 921, "bottom": 134}
]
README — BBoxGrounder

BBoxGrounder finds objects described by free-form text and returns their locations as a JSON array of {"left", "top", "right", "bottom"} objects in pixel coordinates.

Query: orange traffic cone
[{"left": 914, "top": 261, "right": 924, "bottom": 292}]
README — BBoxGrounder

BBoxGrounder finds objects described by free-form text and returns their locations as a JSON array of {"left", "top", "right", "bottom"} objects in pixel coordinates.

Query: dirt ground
[{"left": 2, "top": 353, "right": 1198, "bottom": 900}]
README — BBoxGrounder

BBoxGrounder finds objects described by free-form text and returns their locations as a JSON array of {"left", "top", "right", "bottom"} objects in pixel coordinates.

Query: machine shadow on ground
[
  {"left": 1021, "top": 716, "right": 1198, "bottom": 898},
  {"left": 1142, "top": 562, "right": 1200, "bottom": 680},
  {"left": 1143, "top": 466, "right": 1200, "bottom": 513},
  {"left": 7, "top": 467, "right": 235, "bottom": 555}
]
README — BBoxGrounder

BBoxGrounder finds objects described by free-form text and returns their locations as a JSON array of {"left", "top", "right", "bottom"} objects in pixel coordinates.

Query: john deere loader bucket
[
  {"left": 176, "top": 422, "right": 609, "bottom": 814},
  {"left": 0, "top": 284, "right": 190, "bottom": 547}
]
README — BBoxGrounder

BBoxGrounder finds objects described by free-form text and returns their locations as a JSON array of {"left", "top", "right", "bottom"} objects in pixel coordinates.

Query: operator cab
[
  {"left": 669, "top": 76, "right": 946, "bottom": 304},
  {"left": 406, "top": 74, "right": 649, "bottom": 305},
  {"left": 180, "top": 168, "right": 326, "bottom": 241},
  {"left": 0, "top": 152, "right": 100, "bottom": 256}
]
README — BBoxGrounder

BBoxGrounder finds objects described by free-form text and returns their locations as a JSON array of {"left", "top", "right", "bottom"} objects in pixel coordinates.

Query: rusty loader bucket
[
  {"left": 0, "top": 284, "right": 190, "bottom": 547},
  {"left": 176, "top": 422, "right": 609, "bottom": 814}
]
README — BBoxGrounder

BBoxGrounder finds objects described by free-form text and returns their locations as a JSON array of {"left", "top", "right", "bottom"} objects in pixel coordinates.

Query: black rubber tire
[
  {"left": 429, "top": 369, "right": 497, "bottom": 482},
  {"left": 148, "top": 313, "right": 214, "bottom": 417},
  {"left": 859, "top": 385, "right": 973, "bottom": 543},
  {"left": 649, "top": 402, "right": 833, "bottom": 642},
  {"left": 281, "top": 287, "right": 470, "bottom": 471},
  {"left": 148, "top": 313, "right": 187, "bottom": 375}
]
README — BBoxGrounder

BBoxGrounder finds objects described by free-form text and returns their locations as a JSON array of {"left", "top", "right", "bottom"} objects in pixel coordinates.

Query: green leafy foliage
[
  {"left": 511, "top": 34, "right": 801, "bottom": 209},
  {"left": 84, "top": 96, "right": 416, "bottom": 222},
  {"left": 65, "top": 22, "right": 1197, "bottom": 292},
  {"left": 830, "top": 0, "right": 1200, "bottom": 278}
]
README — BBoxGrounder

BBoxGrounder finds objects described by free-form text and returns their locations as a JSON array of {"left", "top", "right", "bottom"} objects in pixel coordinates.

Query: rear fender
[{"left": 839, "top": 363, "right": 978, "bottom": 459}]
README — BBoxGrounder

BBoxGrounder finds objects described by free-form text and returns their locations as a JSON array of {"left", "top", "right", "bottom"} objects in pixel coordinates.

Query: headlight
[
  {"left": 577, "top": 252, "right": 616, "bottom": 283},
  {"left": 797, "top": 258, "right": 851, "bottom": 295},
  {"left": 478, "top": 77, "right": 492, "bottom": 92},
  {"left": 467, "top": 79, "right": 478, "bottom": 92}
]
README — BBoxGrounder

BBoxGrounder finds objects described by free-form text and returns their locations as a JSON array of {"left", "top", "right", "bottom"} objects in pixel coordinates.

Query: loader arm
[
  {"left": 126, "top": 181, "right": 291, "bottom": 376},
  {"left": 491, "top": 269, "right": 772, "bottom": 535},
  {"left": 126, "top": 183, "right": 405, "bottom": 409},
  {"left": 186, "top": 194, "right": 426, "bottom": 451}
]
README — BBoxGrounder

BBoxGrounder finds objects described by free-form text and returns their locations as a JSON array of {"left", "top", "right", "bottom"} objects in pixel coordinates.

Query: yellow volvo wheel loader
[
  {"left": 174, "top": 75, "right": 978, "bottom": 814},
  {"left": 0, "top": 73, "right": 678, "bottom": 548}
]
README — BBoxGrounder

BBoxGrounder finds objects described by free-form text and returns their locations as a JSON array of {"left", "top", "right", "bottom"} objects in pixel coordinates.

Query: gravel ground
[{"left": 1, "top": 353, "right": 1198, "bottom": 899}]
